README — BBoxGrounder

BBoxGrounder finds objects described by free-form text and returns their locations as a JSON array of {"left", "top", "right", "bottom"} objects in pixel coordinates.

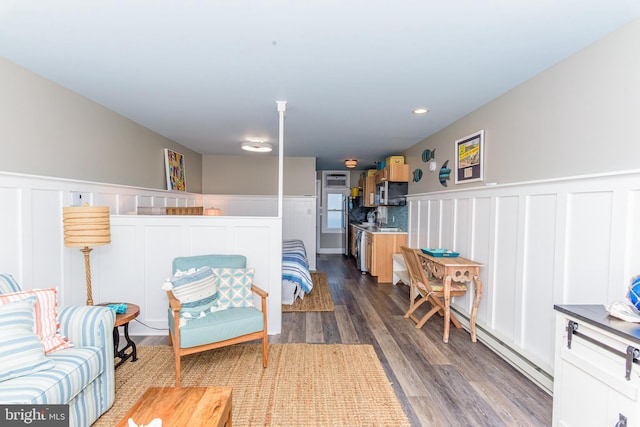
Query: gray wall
[
  {"left": 405, "top": 18, "right": 640, "bottom": 194},
  {"left": 203, "top": 155, "right": 316, "bottom": 196},
  {"left": 0, "top": 58, "right": 203, "bottom": 192}
]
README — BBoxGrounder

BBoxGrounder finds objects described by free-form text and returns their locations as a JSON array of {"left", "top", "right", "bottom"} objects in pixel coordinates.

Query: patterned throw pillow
[
  {"left": 162, "top": 267, "right": 220, "bottom": 319},
  {"left": 0, "top": 297, "right": 55, "bottom": 382},
  {"left": 0, "top": 273, "right": 22, "bottom": 294},
  {"left": 0, "top": 287, "right": 71, "bottom": 354},
  {"left": 212, "top": 268, "right": 255, "bottom": 310}
]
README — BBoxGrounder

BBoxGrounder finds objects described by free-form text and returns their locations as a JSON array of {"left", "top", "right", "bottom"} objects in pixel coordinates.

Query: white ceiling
[{"left": 2, "top": 1, "right": 639, "bottom": 170}]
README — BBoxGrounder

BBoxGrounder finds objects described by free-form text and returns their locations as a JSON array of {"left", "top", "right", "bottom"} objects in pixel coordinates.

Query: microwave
[{"left": 376, "top": 181, "right": 408, "bottom": 206}]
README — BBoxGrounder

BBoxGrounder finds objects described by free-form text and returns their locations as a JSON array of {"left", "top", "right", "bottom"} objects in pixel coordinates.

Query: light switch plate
[{"left": 70, "top": 192, "right": 88, "bottom": 206}]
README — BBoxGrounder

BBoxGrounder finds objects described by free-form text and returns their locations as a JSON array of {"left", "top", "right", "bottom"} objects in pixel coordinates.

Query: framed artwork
[
  {"left": 164, "top": 148, "right": 187, "bottom": 191},
  {"left": 455, "top": 130, "right": 484, "bottom": 184}
]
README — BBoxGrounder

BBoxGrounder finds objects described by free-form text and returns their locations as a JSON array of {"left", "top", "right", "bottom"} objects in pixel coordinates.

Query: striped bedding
[{"left": 282, "top": 239, "right": 313, "bottom": 299}]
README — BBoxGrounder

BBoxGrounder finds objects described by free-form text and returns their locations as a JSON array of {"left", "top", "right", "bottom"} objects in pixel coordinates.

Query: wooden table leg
[
  {"left": 470, "top": 273, "right": 483, "bottom": 342},
  {"left": 443, "top": 275, "right": 451, "bottom": 343}
]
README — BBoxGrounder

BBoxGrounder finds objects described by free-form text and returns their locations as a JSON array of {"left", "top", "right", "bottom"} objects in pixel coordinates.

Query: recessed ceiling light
[
  {"left": 241, "top": 141, "right": 272, "bottom": 152},
  {"left": 412, "top": 107, "right": 430, "bottom": 114}
]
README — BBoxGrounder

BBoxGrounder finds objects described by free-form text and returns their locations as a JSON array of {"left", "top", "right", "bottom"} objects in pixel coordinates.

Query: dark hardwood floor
[{"left": 137, "top": 254, "right": 552, "bottom": 426}]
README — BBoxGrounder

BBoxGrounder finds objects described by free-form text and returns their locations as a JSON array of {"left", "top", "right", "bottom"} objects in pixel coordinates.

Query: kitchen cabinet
[
  {"left": 377, "top": 163, "right": 409, "bottom": 183},
  {"left": 553, "top": 305, "right": 640, "bottom": 426},
  {"left": 363, "top": 231, "right": 372, "bottom": 272},
  {"left": 361, "top": 174, "right": 377, "bottom": 207},
  {"left": 365, "top": 230, "right": 406, "bottom": 283}
]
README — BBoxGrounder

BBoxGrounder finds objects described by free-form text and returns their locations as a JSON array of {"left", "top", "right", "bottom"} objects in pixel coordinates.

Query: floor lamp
[{"left": 63, "top": 204, "right": 111, "bottom": 306}]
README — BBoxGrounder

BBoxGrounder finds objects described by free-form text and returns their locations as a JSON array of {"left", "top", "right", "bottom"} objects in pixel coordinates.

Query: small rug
[
  {"left": 283, "top": 272, "right": 335, "bottom": 312},
  {"left": 95, "top": 344, "right": 410, "bottom": 426}
]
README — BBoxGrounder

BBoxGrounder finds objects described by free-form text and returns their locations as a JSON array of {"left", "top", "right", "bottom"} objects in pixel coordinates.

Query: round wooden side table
[{"left": 97, "top": 302, "right": 140, "bottom": 368}]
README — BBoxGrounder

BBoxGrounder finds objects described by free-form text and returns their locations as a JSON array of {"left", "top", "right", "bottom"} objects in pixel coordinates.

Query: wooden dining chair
[{"left": 400, "top": 246, "right": 468, "bottom": 335}]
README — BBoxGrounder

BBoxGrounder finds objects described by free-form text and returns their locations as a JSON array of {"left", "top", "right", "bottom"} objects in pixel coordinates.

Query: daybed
[
  {"left": 0, "top": 274, "right": 116, "bottom": 427},
  {"left": 282, "top": 239, "right": 314, "bottom": 304}
]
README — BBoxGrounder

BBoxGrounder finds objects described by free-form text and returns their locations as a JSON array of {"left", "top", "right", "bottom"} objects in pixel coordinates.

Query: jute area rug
[
  {"left": 282, "top": 272, "right": 335, "bottom": 312},
  {"left": 95, "top": 344, "right": 410, "bottom": 426}
]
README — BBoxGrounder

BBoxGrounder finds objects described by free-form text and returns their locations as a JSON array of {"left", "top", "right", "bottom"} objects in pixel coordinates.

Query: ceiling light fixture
[
  {"left": 241, "top": 141, "right": 272, "bottom": 153},
  {"left": 345, "top": 159, "right": 357, "bottom": 168},
  {"left": 412, "top": 107, "right": 430, "bottom": 114}
]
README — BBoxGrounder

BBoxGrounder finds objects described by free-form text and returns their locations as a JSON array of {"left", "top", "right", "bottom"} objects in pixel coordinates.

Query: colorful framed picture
[
  {"left": 455, "top": 130, "right": 484, "bottom": 184},
  {"left": 164, "top": 148, "right": 187, "bottom": 191}
]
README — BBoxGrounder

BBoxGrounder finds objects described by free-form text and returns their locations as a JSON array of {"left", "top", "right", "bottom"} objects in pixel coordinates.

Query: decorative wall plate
[{"left": 413, "top": 168, "right": 423, "bottom": 182}]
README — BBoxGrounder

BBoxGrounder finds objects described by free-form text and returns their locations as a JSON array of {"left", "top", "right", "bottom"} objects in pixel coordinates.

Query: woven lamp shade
[{"left": 63, "top": 205, "right": 111, "bottom": 247}]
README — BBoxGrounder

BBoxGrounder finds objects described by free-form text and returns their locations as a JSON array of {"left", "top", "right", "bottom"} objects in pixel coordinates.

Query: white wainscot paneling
[
  {"left": 564, "top": 191, "right": 613, "bottom": 303},
  {"left": 625, "top": 190, "right": 640, "bottom": 287},
  {"left": 440, "top": 199, "right": 454, "bottom": 248},
  {"left": 0, "top": 172, "right": 281, "bottom": 336},
  {"left": 453, "top": 198, "right": 471, "bottom": 255},
  {"left": 31, "top": 189, "right": 64, "bottom": 297},
  {"left": 521, "top": 193, "right": 557, "bottom": 370},
  {"left": 406, "top": 170, "right": 640, "bottom": 393},
  {"left": 407, "top": 199, "right": 421, "bottom": 246},
  {"left": 451, "top": 198, "right": 472, "bottom": 313},
  {"left": 105, "top": 216, "right": 283, "bottom": 336},
  {"left": 0, "top": 187, "right": 22, "bottom": 281},
  {"left": 189, "top": 225, "right": 233, "bottom": 255},
  {"left": 492, "top": 196, "right": 520, "bottom": 340},
  {"left": 427, "top": 200, "right": 441, "bottom": 248},
  {"left": 470, "top": 196, "right": 492, "bottom": 326}
]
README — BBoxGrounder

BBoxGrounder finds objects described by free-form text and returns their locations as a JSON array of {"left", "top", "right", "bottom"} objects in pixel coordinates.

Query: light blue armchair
[{"left": 166, "top": 255, "right": 268, "bottom": 386}]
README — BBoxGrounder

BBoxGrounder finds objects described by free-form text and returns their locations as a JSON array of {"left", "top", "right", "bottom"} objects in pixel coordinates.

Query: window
[{"left": 322, "top": 189, "right": 349, "bottom": 233}]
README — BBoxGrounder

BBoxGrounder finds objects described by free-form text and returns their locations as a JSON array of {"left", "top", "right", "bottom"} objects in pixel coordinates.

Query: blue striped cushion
[
  {"left": 163, "top": 266, "right": 219, "bottom": 319},
  {"left": 0, "top": 297, "right": 55, "bottom": 382},
  {"left": 0, "top": 347, "right": 101, "bottom": 403},
  {"left": 0, "top": 273, "right": 22, "bottom": 294}
]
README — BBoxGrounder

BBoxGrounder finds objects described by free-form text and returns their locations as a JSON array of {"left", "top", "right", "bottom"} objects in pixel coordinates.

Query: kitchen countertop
[
  {"left": 351, "top": 223, "right": 408, "bottom": 234},
  {"left": 554, "top": 304, "right": 640, "bottom": 346}
]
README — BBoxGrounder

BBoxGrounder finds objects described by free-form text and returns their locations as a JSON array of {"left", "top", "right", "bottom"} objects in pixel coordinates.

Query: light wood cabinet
[
  {"left": 363, "top": 231, "right": 372, "bottom": 272},
  {"left": 378, "top": 163, "right": 409, "bottom": 183},
  {"left": 387, "top": 163, "right": 409, "bottom": 182},
  {"left": 364, "top": 231, "right": 406, "bottom": 283},
  {"left": 362, "top": 174, "right": 377, "bottom": 207}
]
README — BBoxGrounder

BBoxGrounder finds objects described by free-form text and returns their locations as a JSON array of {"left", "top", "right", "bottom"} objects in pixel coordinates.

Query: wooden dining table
[{"left": 416, "top": 252, "right": 483, "bottom": 343}]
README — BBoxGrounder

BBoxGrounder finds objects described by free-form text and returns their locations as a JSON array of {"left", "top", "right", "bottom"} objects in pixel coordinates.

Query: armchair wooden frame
[
  {"left": 167, "top": 284, "right": 269, "bottom": 386},
  {"left": 400, "top": 246, "right": 467, "bottom": 339}
]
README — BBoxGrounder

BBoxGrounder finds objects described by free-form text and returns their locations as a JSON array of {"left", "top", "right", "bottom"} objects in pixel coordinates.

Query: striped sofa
[{"left": 0, "top": 274, "right": 116, "bottom": 427}]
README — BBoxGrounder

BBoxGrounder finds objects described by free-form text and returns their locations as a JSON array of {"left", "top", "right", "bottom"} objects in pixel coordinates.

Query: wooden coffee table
[{"left": 116, "top": 386, "right": 232, "bottom": 427}]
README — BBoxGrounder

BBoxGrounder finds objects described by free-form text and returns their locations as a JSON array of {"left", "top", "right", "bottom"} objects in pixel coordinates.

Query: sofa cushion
[
  {"left": 0, "top": 346, "right": 102, "bottom": 404},
  {"left": 0, "top": 273, "right": 22, "bottom": 294},
  {"left": 0, "top": 297, "right": 55, "bottom": 382},
  {"left": 213, "top": 268, "right": 255, "bottom": 309},
  {"left": 168, "top": 307, "right": 264, "bottom": 348},
  {"left": 163, "top": 267, "right": 220, "bottom": 321},
  {"left": 0, "top": 287, "right": 71, "bottom": 354}
]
